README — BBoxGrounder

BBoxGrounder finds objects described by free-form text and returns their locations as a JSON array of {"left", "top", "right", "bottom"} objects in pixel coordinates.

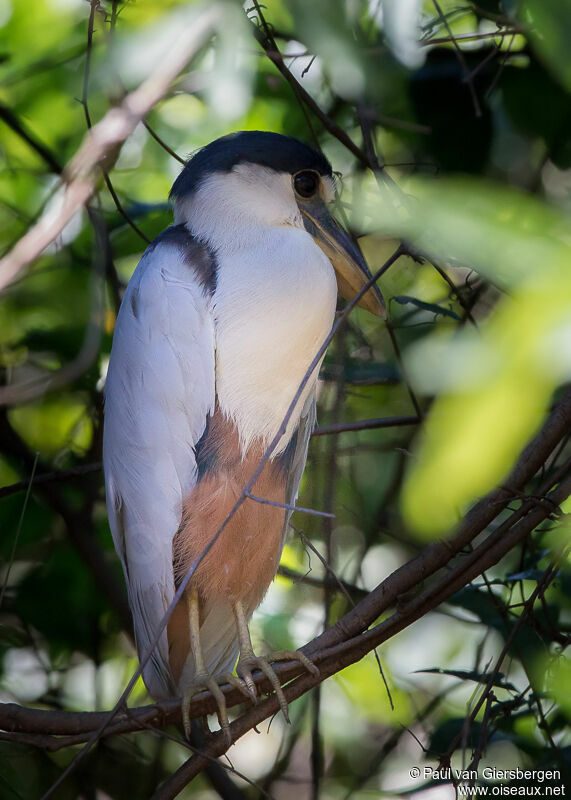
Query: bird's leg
[
  {"left": 233, "top": 599, "right": 319, "bottom": 723},
  {"left": 181, "top": 585, "right": 234, "bottom": 745}
]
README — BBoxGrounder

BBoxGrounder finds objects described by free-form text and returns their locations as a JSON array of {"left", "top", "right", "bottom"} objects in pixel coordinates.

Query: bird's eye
[{"left": 293, "top": 170, "right": 319, "bottom": 199}]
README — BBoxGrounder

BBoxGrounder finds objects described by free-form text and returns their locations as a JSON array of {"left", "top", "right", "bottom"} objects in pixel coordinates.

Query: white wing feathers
[
  {"left": 284, "top": 392, "right": 317, "bottom": 540},
  {"left": 103, "top": 233, "right": 215, "bottom": 699}
]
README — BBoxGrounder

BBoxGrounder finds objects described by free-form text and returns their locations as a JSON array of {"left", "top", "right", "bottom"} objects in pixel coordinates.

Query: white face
[{"left": 173, "top": 162, "right": 336, "bottom": 251}]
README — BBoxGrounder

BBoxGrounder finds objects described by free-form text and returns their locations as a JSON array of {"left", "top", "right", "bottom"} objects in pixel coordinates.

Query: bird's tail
[{"left": 201, "top": 600, "right": 240, "bottom": 677}]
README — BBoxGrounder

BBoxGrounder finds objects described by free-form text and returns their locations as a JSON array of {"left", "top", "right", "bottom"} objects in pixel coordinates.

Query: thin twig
[
  {"left": 0, "top": 416, "right": 421, "bottom": 498},
  {"left": 277, "top": 564, "right": 367, "bottom": 601},
  {"left": 385, "top": 322, "right": 423, "bottom": 418},
  {"left": 431, "top": 0, "right": 481, "bottom": 117},
  {"left": 0, "top": 104, "right": 62, "bottom": 175},
  {"left": 143, "top": 120, "right": 186, "bottom": 164},
  {"left": 0, "top": 462, "right": 102, "bottom": 498},
  {"left": 485, "top": 33, "right": 516, "bottom": 99},
  {"left": 430, "top": 261, "right": 478, "bottom": 328},
  {"left": 250, "top": 3, "right": 370, "bottom": 168},
  {"left": 313, "top": 415, "right": 421, "bottom": 436},
  {"left": 0, "top": 453, "right": 39, "bottom": 609},
  {"left": 298, "top": 532, "right": 355, "bottom": 610},
  {"left": 245, "top": 492, "right": 335, "bottom": 519},
  {"left": 81, "top": 0, "right": 149, "bottom": 243},
  {"left": 422, "top": 27, "right": 523, "bottom": 46}
]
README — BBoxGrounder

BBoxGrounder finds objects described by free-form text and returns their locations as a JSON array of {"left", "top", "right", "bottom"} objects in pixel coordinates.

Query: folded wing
[{"left": 103, "top": 227, "right": 216, "bottom": 699}]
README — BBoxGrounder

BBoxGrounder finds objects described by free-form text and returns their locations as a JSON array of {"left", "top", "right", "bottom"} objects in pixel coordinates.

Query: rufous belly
[
  {"left": 174, "top": 461, "right": 286, "bottom": 609},
  {"left": 168, "top": 409, "right": 287, "bottom": 683}
]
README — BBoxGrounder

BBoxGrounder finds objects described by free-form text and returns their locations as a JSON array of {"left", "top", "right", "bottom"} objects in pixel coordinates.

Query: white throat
[{"left": 173, "top": 163, "right": 304, "bottom": 255}]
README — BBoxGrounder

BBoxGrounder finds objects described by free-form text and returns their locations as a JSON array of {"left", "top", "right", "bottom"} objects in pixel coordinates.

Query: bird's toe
[
  {"left": 271, "top": 648, "right": 319, "bottom": 677},
  {"left": 181, "top": 674, "right": 231, "bottom": 747},
  {"left": 236, "top": 649, "right": 319, "bottom": 725},
  {"left": 221, "top": 671, "right": 254, "bottom": 702}
]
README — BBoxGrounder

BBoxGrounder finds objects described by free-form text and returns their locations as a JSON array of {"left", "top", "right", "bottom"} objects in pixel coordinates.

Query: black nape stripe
[{"left": 148, "top": 224, "right": 218, "bottom": 294}]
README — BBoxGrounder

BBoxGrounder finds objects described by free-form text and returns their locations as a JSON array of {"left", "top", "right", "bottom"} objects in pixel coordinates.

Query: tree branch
[
  {"left": 3, "top": 387, "right": 568, "bottom": 759},
  {"left": 150, "top": 471, "right": 570, "bottom": 798},
  {"left": 250, "top": 4, "right": 370, "bottom": 168}
]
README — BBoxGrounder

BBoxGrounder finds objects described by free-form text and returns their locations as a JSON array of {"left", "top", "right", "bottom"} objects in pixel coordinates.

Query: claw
[
  {"left": 181, "top": 675, "right": 232, "bottom": 747},
  {"left": 233, "top": 600, "right": 318, "bottom": 725},
  {"left": 236, "top": 660, "right": 257, "bottom": 701}
]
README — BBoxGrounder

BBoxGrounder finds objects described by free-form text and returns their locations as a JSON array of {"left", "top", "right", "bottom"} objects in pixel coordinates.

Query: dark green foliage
[{"left": 0, "top": 0, "right": 569, "bottom": 798}]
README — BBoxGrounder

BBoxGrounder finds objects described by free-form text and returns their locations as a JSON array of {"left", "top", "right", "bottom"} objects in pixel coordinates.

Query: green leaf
[
  {"left": 447, "top": 587, "right": 506, "bottom": 632},
  {"left": 15, "top": 545, "right": 112, "bottom": 657},
  {"left": 519, "top": 0, "right": 571, "bottom": 92},
  {"left": 501, "top": 61, "right": 571, "bottom": 169},
  {"left": 359, "top": 178, "right": 571, "bottom": 536},
  {"left": 8, "top": 395, "right": 92, "bottom": 457},
  {"left": 0, "top": 743, "right": 73, "bottom": 800},
  {"left": 429, "top": 718, "right": 483, "bottom": 754}
]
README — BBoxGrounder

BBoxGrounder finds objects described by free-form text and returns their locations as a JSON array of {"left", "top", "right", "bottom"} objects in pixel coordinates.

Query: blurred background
[{"left": 0, "top": 0, "right": 570, "bottom": 797}]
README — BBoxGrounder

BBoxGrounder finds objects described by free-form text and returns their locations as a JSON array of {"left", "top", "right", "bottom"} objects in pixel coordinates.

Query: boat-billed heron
[{"left": 103, "top": 130, "right": 384, "bottom": 742}]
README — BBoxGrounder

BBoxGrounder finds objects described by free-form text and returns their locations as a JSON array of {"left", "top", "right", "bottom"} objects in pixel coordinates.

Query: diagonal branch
[
  {"left": 250, "top": 3, "right": 370, "bottom": 168},
  {"left": 0, "top": 5, "right": 221, "bottom": 293},
  {"left": 152, "top": 473, "right": 571, "bottom": 798},
  {"left": 307, "top": 386, "right": 571, "bottom": 656},
  {"left": 3, "top": 386, "right": 569, "bottom": 755}
]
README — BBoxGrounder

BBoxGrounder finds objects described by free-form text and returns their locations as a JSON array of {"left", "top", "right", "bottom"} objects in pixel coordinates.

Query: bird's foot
[
  {"left": 236, "top": 648, "right": 319, "bottom": 723},
  {"left": 181, "top": 587, "right": 251, "bottom": 747},
  {"left": 181, "top": 672, "right": 229, "bottom": 745},
  {"left": 232, "top": 600, "right": 319, "bottom": 723},
  {"left": 181, "top": 671, "right": 251, "bottom": 747}
]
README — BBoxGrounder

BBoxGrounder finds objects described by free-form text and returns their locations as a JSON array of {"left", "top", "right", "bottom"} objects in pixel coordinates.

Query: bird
[{"left": 103, "top": 130, "right": 385, "bottom": 743}]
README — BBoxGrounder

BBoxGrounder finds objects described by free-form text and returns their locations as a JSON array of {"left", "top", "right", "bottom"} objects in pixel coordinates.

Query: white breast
[{"left": 213, "top": 226, "right": 337, "bottom": 454}]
